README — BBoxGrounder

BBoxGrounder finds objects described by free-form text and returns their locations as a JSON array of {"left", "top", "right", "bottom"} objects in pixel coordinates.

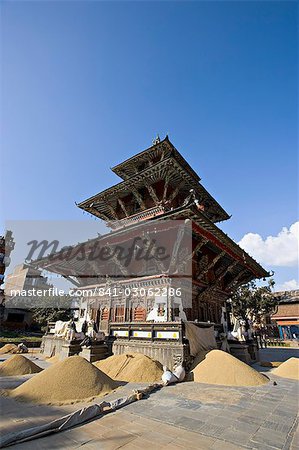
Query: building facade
[{"left": 272, "top": 290, "right": 299, "bottom": 340}]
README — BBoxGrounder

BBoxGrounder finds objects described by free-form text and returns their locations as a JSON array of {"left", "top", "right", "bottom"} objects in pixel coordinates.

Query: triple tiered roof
[{"left": 77, "top": 136, "right": 230, "bottom": 226}]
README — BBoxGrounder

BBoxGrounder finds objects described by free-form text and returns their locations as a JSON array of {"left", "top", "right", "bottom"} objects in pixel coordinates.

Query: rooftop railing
[{"left": 108, "top": 205, "right": 167, "bottom": 230}]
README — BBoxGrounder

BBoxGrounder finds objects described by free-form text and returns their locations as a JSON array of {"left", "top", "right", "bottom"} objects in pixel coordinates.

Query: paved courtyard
[{"left": 0, "top": 348, "right": 298, "bottom": 450}]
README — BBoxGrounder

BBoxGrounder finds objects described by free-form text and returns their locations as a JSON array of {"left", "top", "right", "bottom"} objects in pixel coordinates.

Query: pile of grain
[
  {"left": 273, "top": 357, "right": 299, "bottom": 380},
  {"left": 46, "top": 355, "right": 60, "bottom": 364},
  {"left": 0, "top": 344, "right": 18, "bottom": 354},
  {"left": 0, "top": 355, "right": 42, "bottom": 377},
  {"left": 95, "top": 353, "right": 163, "bottom": 382},
  {"left": 9, "top": 356, "right": 117, "bottom": 404},
  {"left": 191, "top": 350, "right": 268, "bottom": 386}
]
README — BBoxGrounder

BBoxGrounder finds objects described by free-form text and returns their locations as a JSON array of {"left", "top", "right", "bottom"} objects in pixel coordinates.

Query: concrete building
[{"left": 272, "top": 290, "right": 299, "bottom": 339}]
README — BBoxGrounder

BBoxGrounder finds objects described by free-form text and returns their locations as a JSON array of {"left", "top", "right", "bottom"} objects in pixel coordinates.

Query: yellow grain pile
[
  {"left": 191, "top": 350, "right": 268, "bottom": 387},
  {"left": 0, "top": 355, "right": 42, "bottom": 376},
  {"left": 0, "top": 344, "right": 18, "bottom": 354},
  {"left": 273, "top": 357, "right": 299, "bottom": 381},
  {"left": 95, "top": 353, "right": 163, "bottom": 382},
  {"left": 46, "top": 355, "right": 60, "bottom": 364},
  {"left": 10, "top": 356, "right": 118, "bottom": 404}
]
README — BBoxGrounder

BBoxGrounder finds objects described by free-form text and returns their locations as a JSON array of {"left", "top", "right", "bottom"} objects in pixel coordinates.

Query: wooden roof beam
[
  {"left": 163, "top": 177, "right": 170, "bottom": 201},
  {"left": 192, "top": 237, "right": 209, "bottom": 258},
  {"left": 226, "top": 268, "right": 248, "bottom": 291},
  {"left": 168, "top": 181, "right": 185, "bottom": 202},
  {"left": 197, "top": 250, "right": 226, "bottom": 281},
  {"left": 118, "top": 198, "right": 129, "bottom": 217},
  {"left": 142, "top": 238, "right": 166, "bottom": 273},
  {"left": 132, "top": 188, "right": 146, "bottom": 211},
  {"left": 198, "top": 260, "right": 239, "bottom": 300},
  {"left": 145, "top": 182, "right": 159, "bottom": 205}
]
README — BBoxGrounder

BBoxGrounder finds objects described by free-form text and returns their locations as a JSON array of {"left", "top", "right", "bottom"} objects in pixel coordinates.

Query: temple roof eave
[
  {"left": 77, "top": 156, "right": 230, "bottom": 223},
  {"left": 31, "top": 204, "right": 268, "bottom": 283},
  {"left": 111, "top": 136, "right": 201, "bottom": 182}
]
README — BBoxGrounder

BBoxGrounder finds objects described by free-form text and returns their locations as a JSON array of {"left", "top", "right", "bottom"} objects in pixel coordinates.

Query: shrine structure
[{"left": 36, "top": 137, "right": 269, "bottom": 366}]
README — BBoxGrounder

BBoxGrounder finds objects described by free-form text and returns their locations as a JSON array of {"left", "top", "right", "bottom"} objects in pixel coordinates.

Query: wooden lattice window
[
  {"left": 101, "top": 307, "right": 110, "bottom": 321},
  {"left": 114, "top": 305, "right": 125, "bottom": 322},
  {"left": 133, "top": 306, "right": 146, "bottom": 321}
]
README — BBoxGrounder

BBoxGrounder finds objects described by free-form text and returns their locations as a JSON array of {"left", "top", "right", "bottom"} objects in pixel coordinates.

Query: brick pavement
[{"left": 0, "top": 348, "right": 298, "bottom": 449}]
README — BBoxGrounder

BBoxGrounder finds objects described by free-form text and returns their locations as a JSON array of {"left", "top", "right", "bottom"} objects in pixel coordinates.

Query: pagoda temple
[{"left": 36, "top": 136, "right": 269, "bottom": 366}]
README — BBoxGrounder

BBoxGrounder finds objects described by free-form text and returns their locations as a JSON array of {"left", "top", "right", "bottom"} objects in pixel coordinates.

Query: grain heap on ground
[
  {"left": 46, "top": 355, "right": 60, "bottom": 364},
  {"left": 95, "top": 353, "right": 163, "bottom": 382},
  {"left": 0, "top": 355, "right": 42, "bottom": 376},
  {"left": 0, "top": 344, "right": 18, "bottom": 354},
  {"left": 191, "top": 349, "right": 268, "bottom": 386},
  {"left": 10, "top": 355, "right": 117, "bottom": 404},
  {"left": 273, "top": 357, "right": 299, "bottom": 381}
]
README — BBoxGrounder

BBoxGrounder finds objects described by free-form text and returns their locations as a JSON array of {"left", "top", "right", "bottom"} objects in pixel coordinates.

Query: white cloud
[
  {"left": 238, "top": 221, "right": 299, "bottom": 267},
  {"left": 276, "top": 279, "right": 299, "bottom": 291}
]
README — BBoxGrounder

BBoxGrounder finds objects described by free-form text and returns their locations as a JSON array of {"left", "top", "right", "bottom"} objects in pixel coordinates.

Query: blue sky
[{"left": 1, "top": 1, "right": 298, "bottom": 290}]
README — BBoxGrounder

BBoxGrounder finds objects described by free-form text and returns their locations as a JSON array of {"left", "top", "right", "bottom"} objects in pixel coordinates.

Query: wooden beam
[
  {"left": 198, "top": 260, "right": 238, "bottom": 300},
  {"left": 118, "top": 198, "right": 129, "bottom": 217},
  {"left": 163, "top": 178, "right": 169, "bottom": 201},
  {"left": 168, "top": 223, "right": 187, "bottom": 274},
  {"left": 192, "top": 237, "right": 208, "bottom": 258},
  {"left": 168, "top": 181, "right": 185, "bottom": 202},
  {"left": 132, "top": 188, "right": 146, "bottom": 210},
  {"left": 143, "top": 238, "right": 166, "bottom": 273},
  {"left": 197, "top": 251, "right": 226, "bottom": 281},
  {"left": 105, "top": 245, "right": 129, "bottom": 276},
  {"left": 105, "top": 203, "right": 118, "bottom": 220},
  {"left": 145, "top": 182, "right": 159, "bottom": 204},
  {"left": 217, "top": 260, "right": 239, "bottom": 283},
  {"left": 226, "top": 268, "right": 248, "bottom": 290}
]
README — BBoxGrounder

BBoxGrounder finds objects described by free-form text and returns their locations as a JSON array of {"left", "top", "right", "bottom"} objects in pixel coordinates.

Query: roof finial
[{"left": 152, "top": 134, "right": 160, "bottom": 145}]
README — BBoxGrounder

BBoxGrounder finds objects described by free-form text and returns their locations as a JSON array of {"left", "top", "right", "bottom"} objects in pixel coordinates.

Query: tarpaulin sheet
[
  {"left": 184, "top": 321, "right": 217, "bottom": 356},
  {"left": 0, "top": 385, "right": 161, "bottom": 448}
]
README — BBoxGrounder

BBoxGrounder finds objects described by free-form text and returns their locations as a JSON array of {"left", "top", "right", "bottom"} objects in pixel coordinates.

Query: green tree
[
  {"left": 31, "top": 294, "right": 73, "bottom": 331},
  {"left": 230, "top": 279, "right": 278, "bottom": 324}
]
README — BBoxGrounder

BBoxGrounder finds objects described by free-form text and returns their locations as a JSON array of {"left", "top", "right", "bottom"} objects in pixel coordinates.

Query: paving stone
[
  {"left": 262, "top": 420, "right": 293, "bottom": 434},
  {"left": 207, "top": 415, "right": 238, "bottom": 428},
  {"left": 195, "top": 422, "right": 227, "bottom": 438},
  {"left": 80, "top": 429, "right": 137, "bottom": 450},
  {"left": 273, "top": 409, "right": 297, "bottom": 419},
  {"left": 211, "top": 439, "right": 248, "bottom": 450},
  {"left": 163, "top": 444, "right": 188, "bottom": 450},
  {"left": 174, "top": 434, "right": 216, "bottom": 450},
  {"left": 234, "top": 419, "right": 260, "bottom": 434},
  {"left": 116, "top": 420, "right": 151, "bottom": 436},
  {"left": 12, "top": 433, "right": 81, "bottom": 450},
  {"left": 173, "top": 416, "right": 205, "bottom": 432},
  {"left": 237, "top": 414, "right": 265, "bottom": 425},
  {"left": 221, "top": 427, "right": 252, "bottom": 446},
  {"left": 190, "top": 412, "right": 219, "bottom": 423},
  {"left": 251, "top": 427, "right": 289, "bottom": 449},
  {"left": 137, "top": 429, "right": 175, "bottom": 445},
  {"left": 268, "top": 414, "right": 297, "bottom": 426},
  {"left": 248, "top": 440, "right": 284, "bottom": 450},
  {"left": 176, "top": 399, "right": 202, "bottom": 410},
  {"left": 121, "top": 437, "right": 167, "bottom": 449}
]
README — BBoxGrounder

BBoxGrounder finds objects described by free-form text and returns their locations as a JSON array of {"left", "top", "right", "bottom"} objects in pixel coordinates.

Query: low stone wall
[
  {"left": 228, "top": 341, "right": 259, "bottom": 365},
  {"left": 41, "top": 335, "right": 110, "bottom": 362},
  {"left": 111, "top": 339, "right": 191, "bottom": 370},
  {"left": 0, "top": 340, "right": 41, "bottom": 349},
  {"left": 41, "top": 335, "right": 65, "bottom": 357}
]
